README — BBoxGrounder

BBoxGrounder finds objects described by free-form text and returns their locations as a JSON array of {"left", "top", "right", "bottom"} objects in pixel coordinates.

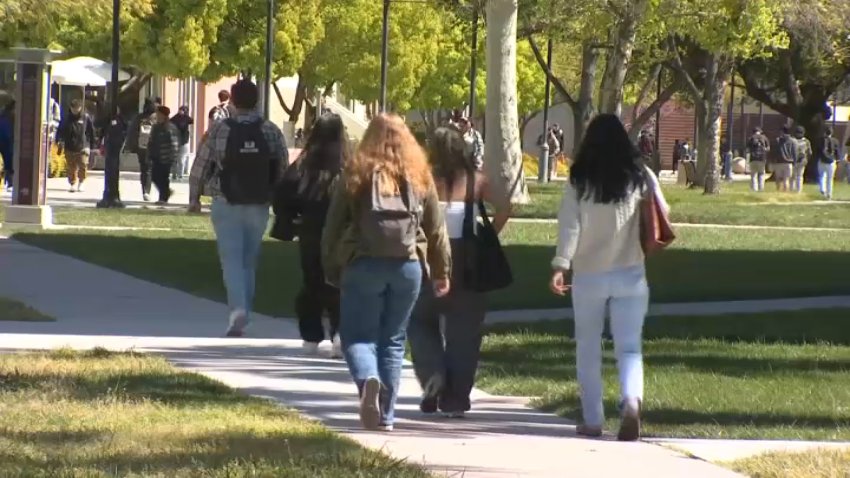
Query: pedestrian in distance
[
  {"left": 147, "top": 106, "right": 180, "bottom": 205},
  {"left": 56, "top": 99, "right": 95, "bottom": 193},
  {"left": 746, "top": 127, "right": 770, "bottom": 192},
  {"left": 0, "top": 100, "right": 15, "bottom": 191},
  {"left": 126, "top": 98, "right": 157, "bottom": 201},
  {"left": 818, "top": 127, "right": 841, "bottom": 200},
  {"left": 792, "top": 125, "right": 812, "bottom": 193},
  {"left": 170, "top": 106, "right": 194, "bottom": 181},
  {"left": 774, "top": 126, "right": 796, "bottom": 192}
]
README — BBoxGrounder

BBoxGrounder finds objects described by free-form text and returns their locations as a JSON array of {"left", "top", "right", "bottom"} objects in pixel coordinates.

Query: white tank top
[{"left": 441, "top": 201, "right": 466, "bottom": 239}]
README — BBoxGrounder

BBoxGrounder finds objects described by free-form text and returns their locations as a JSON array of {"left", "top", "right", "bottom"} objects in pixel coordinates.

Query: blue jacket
[{"left": 0, "top": 114, "right": 12, "bottom": 169}]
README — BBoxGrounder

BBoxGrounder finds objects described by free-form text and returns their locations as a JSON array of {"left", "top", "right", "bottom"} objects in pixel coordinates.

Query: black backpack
[
  {"left": 822, "top": 137, "right": 839, "bottom": 163},
  {"left": 749, "top": 135, "right": 767, "bottom": 161},
  {"left": 220, "top": 119, "right": 277, "bottom": 204}
]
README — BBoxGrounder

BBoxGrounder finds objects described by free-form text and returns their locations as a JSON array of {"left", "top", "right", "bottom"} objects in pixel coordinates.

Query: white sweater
[{"left": 551, "top": 169, "right": 668, "bottom": 274}]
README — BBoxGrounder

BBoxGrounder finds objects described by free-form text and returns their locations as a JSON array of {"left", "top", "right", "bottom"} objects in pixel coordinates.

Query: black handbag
[{"left": 462, "top": 174, "right": 513, "bottom": 292}]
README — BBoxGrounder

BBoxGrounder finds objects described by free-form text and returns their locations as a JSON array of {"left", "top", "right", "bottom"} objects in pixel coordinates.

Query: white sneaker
[
  {"left": 302, "top": 341, "right": 320, "bottom": 355},
  {"left": 330, "top": 334, "right": 343, "bottom": 359},
  {"left": 142, "top": 194, "right": 151, "bottom": 202},
  {"left": 68, "top": 184, "right": 77, "bottom": 193},
  {"left": 76, "top": 182, "right": 85, "bottom": 193}
]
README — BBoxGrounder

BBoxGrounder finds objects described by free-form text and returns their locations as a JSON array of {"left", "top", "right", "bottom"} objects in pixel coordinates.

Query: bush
[
  {"left": 49, "top": 144, "right": 66, "bottom": 178},
  {"left": 522, "top": 153, "right": 569, "bottom": 178}
]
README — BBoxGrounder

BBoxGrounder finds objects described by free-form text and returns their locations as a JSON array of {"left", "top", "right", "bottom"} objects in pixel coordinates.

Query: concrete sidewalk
[{"left": 0, "top": 237, "right": 744, "bottom": 478}]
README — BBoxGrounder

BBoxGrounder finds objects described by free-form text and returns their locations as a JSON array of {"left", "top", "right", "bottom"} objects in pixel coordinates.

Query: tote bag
[{"left": 462, "top": 174, "right": 513, "bottom": 292}]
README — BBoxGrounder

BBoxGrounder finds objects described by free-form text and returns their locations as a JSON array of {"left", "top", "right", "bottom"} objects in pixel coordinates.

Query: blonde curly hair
[{"left": 344, "top": 113, "right": 433, "bottom": 197}]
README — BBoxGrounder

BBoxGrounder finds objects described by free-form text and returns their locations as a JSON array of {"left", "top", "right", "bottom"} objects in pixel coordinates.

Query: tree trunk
[
  {"left": 694, "top": 58, "right": 726, "bottom": 194},
  {"left": 485, "top": 0, "right": 528, "bottom": 205},
  {"left": 598, "top": 0, "right": 647, "bottom": 116},
  {"left": 571, "top": 41, "right": 599, "bottom": 157},
  {"left": 287, "top": 76, "right": 308, "bottom": 123}
]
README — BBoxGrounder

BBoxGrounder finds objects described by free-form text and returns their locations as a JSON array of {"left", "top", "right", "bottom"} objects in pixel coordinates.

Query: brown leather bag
[{"left": 640, "top": 185, "right": 675, "bottom": 255}]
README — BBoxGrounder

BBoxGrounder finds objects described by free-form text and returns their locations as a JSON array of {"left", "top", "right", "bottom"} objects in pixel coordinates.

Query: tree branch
[
  {"left": 630, "top": 79, "right": 679, "bottom": 134},
  {"left": 527, "top": 35, "right": 577, "bottom": 108},
  {"left": 631, "top": 63, "right": 662, "bottom": 124},
  {"left": 667, "top": 36, "right": 702, "bottom": 99},
  {"left": 272, "top": 82, "right": 292, "bottom": 116}
]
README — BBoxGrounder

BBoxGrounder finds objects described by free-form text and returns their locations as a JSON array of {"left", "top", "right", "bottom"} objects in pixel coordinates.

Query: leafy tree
[
  {"left": 738, "top": 0, "right": 850, "bottom": 179},
  {"left": 664, "top": 0, "right": 786, "bottom": 193}
]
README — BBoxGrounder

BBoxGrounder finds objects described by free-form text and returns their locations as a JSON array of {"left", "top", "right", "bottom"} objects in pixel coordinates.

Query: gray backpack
[{"left": 359, "top": 170, "right": 421, "bottom": 258}]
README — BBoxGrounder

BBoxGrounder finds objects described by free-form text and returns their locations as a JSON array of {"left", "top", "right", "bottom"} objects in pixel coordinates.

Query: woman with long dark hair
[
  {"left": 409, "top": 125, "right": 510, "bottom": 418},
  {"left": 549, "top": 114, "right": 668, "bottom": 441},
  {"left": 273, "top": 114, "right": 349, "bottom": 357}
]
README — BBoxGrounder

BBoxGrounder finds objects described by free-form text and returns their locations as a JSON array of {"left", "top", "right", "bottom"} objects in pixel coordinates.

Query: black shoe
[
  {"left": 420, "top": 396, "right": 438, "bottom": 414},
  {"left": 419, "top": 375, "right": 443, "bottom": 414},
  {"left": 617, "top": 398, "right": 641, "bottom": 441}
]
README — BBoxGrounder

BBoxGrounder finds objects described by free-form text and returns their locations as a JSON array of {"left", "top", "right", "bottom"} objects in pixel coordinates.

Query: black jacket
[
  {"left": 271, "top": 161, "right": 338, "bottom": 242},
  {"left": 147, "top": 122, "right": 180, "bottom": 165},
  {"left": 56, "top": 112, "right": 95, "bottom": 153},
  {"left": 170, "top": 113, "right": 194, "bottom": 146}
]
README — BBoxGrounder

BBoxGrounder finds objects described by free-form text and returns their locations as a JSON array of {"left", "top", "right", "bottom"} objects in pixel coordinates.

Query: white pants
[
  {"left": 749, "top": 160, "right": 766, "bottom": 192},
  {"left": 792, "top": 163, "right": 806, "bottom": 193},
  {"left": 572, "top": 265, "right": 649, "bottom": 427},
  {"left": 818, "top": 161, "right": 836, "bottom": 199}
]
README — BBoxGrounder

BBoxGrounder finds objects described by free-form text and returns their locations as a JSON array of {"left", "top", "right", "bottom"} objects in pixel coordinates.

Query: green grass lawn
[
  {"left": 0, "top": 349, "right": 429, "bottom": 477},
  {"left": 513, "top": 181, "right": 850, "bottom": 229},
  {"left": 478, "top": 309, "right": 850, "bottom": 440},
  {"left": 11, "top": 222, "right": 850, "bottom": 316},
  {"left": 728, "top": 448, "right": 850, "bottom": 478},
  {"left": 0, "top": 298, "right": 54, "bottom": 322}
]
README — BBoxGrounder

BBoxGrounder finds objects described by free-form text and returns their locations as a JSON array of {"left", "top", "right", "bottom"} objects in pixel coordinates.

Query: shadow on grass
[{"left": 12, "top": 232, "right": 850, "bottom": 318}]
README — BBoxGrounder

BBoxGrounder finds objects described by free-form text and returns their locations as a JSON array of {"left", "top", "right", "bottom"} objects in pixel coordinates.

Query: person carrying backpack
[
  {"left": 56, "top": 99, "right": 96, "bottom": 193},
  {"left": 188, "top": 80, "right": 289, "bottom": 337},
  {"left": 792, "top": 126, "right": 812, "bottom": 193},
  {"left": 746, "top": 127, "right": 770, "bottom": 192},
  {"left": 126, "top": 99, "right": 157, "bottom": 201},
  {"left": 208, "top": 90, "right": 232, "bottom": 125},
  {"left": 774, "top": 127, "right": 796, "bottom": 192},
  {"left": 818, "top": 127, "right": 841, "bottom": 200},
  {"left": 322, "top": 113, "right": 451, "bottom": 432}
]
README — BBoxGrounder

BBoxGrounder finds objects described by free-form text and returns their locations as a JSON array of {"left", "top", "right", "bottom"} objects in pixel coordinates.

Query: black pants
[
  {"left": 408, "top": 239, "right": 487, "bottom": 413},
  {"left": 151, "top": 161, "right": 172, "bottom": 203},
  {"left": 137, "top": 150, "right": 152, "bottom": 195},
  {"left": 296, "top": 233, "right": 340, "bottom": 343}
]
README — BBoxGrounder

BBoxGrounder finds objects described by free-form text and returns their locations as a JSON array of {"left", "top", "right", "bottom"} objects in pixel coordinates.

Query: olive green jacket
[{"left": 321, "top": 178, "right": 452, "bottom": 286}]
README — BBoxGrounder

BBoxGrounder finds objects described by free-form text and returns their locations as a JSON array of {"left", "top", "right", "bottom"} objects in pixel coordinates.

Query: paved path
[
  {"left": 485, "top": 295, "right": 850, "bottom": 324},
  {"left": 511, "top": 217, "right": 850, "bottom": 232},
  {"left": 0, "top": 238, "right": 744, "bottom": 478}
]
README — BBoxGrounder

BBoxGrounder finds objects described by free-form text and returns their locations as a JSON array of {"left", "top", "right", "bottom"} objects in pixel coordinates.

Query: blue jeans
[
  {"left": 340, "top": 257, "right": 423, "bottom": 426},
  {"left": 818, "top": 161, "right": 836, "bottom": 198},
  {"left": 211, "top": 198, "right": 270, "bottom": 319},
  {"left": 572, "top": 265, "right": 649, "bottom": 427}
]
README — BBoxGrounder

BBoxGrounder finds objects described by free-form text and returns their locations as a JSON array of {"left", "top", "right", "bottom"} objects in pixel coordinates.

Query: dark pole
[
  {"left": 654, "top": 67, "right": 662, "bottom": 154},
  {"left": 758, "top": 101, "right": 764, "bottom": 129},
  {"left": 725, "top": 79, "right": 735, "bottom": 179},
  {"left": 263, "top": 0, "right": 274, "bottom": 120},
  {"left": 379, "top": 0, "right": 390, "bottom": 113},
  {"left": 538, "top": 38, "right": 553, "bottom": 183},
  {"left": 740, "top": 94, "right": 746, "bottom": 151},
  {"left": 467, "top": 5, "right": 479, "bottom": 119},
  {"left": 98, "top": 0, "right": 123, "bottom": 208}
]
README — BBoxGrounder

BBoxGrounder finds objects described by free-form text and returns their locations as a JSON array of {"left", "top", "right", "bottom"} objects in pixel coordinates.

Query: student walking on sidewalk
[
  {"left": 189, "top": 80, "right": 289, "bottom": 337},
  {"left": 409, "top": 125, "right": 510, "bottom": 418},
  {"left": 147, "top": 106, "right": 180, "bottom": 205},
  {"left": 127, "top": 99, "right": 157, "bottom": 201},
  {"left": 322, "top": 114, "right": 452, "bottom": 432},
  {"left": 549, "top": 114, "right": 669, "bottom": 441},
  {"left": 56, "top": 99, "right": 95, "bottom": 193},
  {"left": 818, "top": 127, "right": 841, "bottom": 200},
  {"left": 272, "top": 114, "right": 348, "bottom": 358}
]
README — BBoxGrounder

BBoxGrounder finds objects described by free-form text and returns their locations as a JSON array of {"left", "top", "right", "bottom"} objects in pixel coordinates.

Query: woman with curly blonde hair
[{"left": 322, "top": 113, "right": 451, "bottom": 432}]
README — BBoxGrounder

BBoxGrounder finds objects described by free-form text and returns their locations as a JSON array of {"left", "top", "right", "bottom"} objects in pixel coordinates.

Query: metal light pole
[
  {"left": 538, "top": 38, "right": 553, "bottom": 184},
  {"left": 97, "top": 0, "right": 123, "bottom": 208},
  {"left": 468, "top": 5, "right": 479, "bottom": 119},
  {"left": 379, "top": 0, "right": 391, "bottom": 113},
  {"left": 263, "top": 0, "right": 274, "bottom": 121},
  {"left": 725, "top": 79, "right": 735, "bottom": 179}
]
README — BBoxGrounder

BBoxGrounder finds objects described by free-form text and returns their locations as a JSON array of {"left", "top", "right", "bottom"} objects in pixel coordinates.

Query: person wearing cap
[
  {"left": 792, "top": 126, "right": 812, "bottom": 193},
  {"left": 147, "top": 105, "right": 180, "bottom": 205},
  {"left": 56, "top": 99, "right": 95, "bottom": 193}
]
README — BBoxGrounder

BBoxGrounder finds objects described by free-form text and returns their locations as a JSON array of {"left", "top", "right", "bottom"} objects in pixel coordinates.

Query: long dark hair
[
  {"left": 570, "top": 114, "right": 645, "bottom": 203},
  {"left": 428, "top": 125, "right": 472, "bottom": 193},
  {"left": 294, "top": 114, "right": 348, "bottom": 202}
]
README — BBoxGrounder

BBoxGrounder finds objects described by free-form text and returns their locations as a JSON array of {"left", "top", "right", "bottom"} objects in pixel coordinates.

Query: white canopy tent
[
  {"left": 51, "top": 61, "right": 107, "bottom": 87},
  {"left": 59, "top": 56, "right": 130, "bottom": 83}
]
